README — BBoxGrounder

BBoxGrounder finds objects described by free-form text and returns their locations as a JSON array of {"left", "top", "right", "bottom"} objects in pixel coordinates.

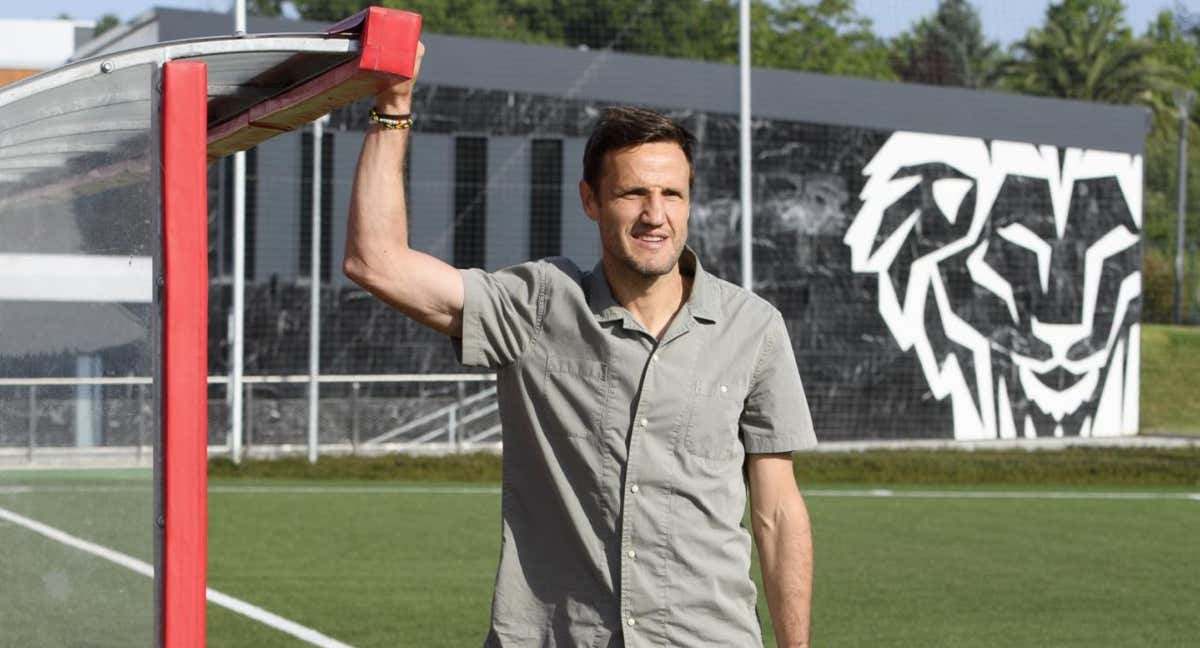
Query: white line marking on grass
[
  {"left": 0, "top": 486, "right": 32, "bottom": 495},
  {"left": 202, "top": 590, "right": 355, "bottom": 648},
  {"left": 0, "top": 505, "right": 356, "bottom": 648}
]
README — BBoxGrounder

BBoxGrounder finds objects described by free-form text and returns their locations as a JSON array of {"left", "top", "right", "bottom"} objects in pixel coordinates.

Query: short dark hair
[{"left": 582, "top": 106, "right": 697, "bottom": 191}]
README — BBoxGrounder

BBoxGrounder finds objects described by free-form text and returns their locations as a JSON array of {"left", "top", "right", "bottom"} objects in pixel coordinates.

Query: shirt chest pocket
[
  {"left": 544, "top": 355, "right": 608, "bottom": 439},
  {"left": 683, "top": 378, "right": 744, "bottom": 460}
]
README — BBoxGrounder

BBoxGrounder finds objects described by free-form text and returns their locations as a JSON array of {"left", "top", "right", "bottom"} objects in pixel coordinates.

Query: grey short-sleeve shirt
[{"left": 455, "top": 247, "right": 816, "bottom": 647}]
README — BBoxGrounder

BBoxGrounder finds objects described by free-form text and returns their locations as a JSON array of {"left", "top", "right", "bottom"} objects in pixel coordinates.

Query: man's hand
[
  {"left": 375, "top": 41, "right": 425, "bottom": 114},
  {"left": 748, "top": 452, "right": 813, "bottom": 648}
]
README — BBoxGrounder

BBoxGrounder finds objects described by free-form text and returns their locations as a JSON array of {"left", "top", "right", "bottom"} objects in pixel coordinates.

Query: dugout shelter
[{"left": 0, "top": 7, "right": 421, "bottom": 645}]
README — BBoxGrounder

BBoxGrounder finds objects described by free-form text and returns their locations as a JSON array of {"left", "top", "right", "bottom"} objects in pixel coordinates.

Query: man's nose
[{"left": 640, "top": 193, "right": 667, "bottom": 224}]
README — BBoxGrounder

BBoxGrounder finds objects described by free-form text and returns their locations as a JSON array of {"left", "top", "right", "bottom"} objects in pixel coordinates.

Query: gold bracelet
[{"left": 370, "top": 108, "right": 414, "bottom": 130}]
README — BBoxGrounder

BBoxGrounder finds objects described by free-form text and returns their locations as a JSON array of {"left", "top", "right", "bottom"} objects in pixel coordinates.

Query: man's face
[{"left": 580, "top": 141, "right": 691, "bottom": 278}]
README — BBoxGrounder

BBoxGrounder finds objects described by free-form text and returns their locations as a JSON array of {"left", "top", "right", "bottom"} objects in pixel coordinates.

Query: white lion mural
[{"left": 844, "top": 132, "right": 1142, "bottom": 440}]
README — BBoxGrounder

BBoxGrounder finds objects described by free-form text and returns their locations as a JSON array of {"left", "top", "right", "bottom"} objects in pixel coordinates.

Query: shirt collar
[{"left": 587, "top": 245, "right": 719, "bottom": 324}]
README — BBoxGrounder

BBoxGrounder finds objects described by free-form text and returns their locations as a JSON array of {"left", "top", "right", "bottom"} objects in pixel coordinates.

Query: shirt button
[
  {"left": 630, "top": 484, "right": 640, "bottom": 493},
  {"left": 628, "top": 549, "right": 637, "bottom": 559},
  {"left": 720, "top": 384, "right": 728, "bottom": 393},
  {"left": 651, "top": 354, "right": 659, "bottom": 363},
  {"left": 639, "top": 417, "right": 648, "bottom": 427},
  {"left": 627, "top": 617, "right": 637, "bottom": 627}
]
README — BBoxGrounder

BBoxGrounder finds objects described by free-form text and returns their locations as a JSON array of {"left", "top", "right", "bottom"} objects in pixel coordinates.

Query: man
[{"left": 345, "top": 43, "right": 816, "bottom": 648}]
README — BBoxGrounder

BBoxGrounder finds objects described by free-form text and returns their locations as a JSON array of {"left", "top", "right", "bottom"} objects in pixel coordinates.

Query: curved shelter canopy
[{"left": 0, "top": 7, "right": 420, "bottom": 646}]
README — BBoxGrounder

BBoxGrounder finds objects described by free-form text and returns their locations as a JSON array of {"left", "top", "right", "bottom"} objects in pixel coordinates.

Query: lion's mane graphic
[{"left": 844, "top": 132, "right": 1143, "bottom": 440}]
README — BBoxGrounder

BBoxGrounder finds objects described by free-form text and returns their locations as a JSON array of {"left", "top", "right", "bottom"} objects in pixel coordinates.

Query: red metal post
[{"left": 161, "top": 59, "right": 209, "bottom": 648}]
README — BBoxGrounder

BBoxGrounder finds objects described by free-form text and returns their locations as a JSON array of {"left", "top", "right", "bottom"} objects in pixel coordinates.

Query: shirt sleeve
[
  {"left": 740, "top": 310, "right": 818, "bottom": 453},
  {"left": 452, "top": 261, "right": 545, "bottom": 369}
]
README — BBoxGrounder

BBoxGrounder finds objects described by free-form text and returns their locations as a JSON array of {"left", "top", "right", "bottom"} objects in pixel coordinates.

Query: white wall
[{"left": 0, "top": 19, "right": 87, "bottom": 69}]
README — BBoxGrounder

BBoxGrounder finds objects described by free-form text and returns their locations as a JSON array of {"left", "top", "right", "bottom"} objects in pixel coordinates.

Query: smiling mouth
[{"left": 633, "top": 233, "right": 668, "bottom": 248}]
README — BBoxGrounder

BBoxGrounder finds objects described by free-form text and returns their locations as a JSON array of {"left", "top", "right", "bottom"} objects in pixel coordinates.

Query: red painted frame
[
  {"left": 207, "top": 6, "right": 422, "bottom": 160},
  {"left": 156, "top": 8, "right": 420, "bottom": 643},
  {"left": 161, "top": 60, "right": 209, "bottom": 648}
]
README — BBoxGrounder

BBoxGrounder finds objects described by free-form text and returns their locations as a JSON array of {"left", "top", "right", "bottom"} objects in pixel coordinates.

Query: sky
[{"left": 3, "top": 0, "right": 1200, "bottom": 46}]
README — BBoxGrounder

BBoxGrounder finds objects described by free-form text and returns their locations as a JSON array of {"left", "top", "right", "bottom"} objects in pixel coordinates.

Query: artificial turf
[{"left": 2, "top": 472, "right": 1198, "bottom": 647}]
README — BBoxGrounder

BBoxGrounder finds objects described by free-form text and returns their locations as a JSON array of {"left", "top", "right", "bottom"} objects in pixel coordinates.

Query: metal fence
[
  {"left": 0, "top": 374, "right": 499, "bottom": 465},
  {"left": 6, "top": 4, "right": 1195, "bottom": 463}
]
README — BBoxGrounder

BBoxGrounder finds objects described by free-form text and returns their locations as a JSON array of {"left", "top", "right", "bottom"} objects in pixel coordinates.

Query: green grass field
[
  {"left": 2, "top": 470, "right": 1198, "bottom": 647},
  {"left": 0, "top": 324, "right": 1195, "bottom": 646}
]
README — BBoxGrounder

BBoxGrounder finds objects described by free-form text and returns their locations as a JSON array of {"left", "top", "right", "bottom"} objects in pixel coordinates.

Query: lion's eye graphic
[
  {"left": 931, "top": 178, "right": 973, "bottom": 224},
  {"left": 996, "top": 223, "right": 1052, "bottom": 293}
]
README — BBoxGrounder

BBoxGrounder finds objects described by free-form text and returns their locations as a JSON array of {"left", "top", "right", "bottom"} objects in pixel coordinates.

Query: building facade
[{"left": 62, "top": 9, "right": 1150, "bottom": 443}]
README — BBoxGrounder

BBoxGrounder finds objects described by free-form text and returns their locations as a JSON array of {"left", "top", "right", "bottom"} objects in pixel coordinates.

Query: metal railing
[
  {"left": 363, "top": 386, "right": 500, "bottom": 447},
  {"left": 0, "top": 374, "right": 500, "bottom": 465}
]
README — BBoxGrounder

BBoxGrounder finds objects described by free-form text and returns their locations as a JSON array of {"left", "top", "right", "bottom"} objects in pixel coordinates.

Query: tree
[
  {"left": 248, "top": 0, "right": 285, "bottom": 17},
  {"left": 752, "top": 0, "right": 895, "bottom": 79},
  {"left": 94, "top": 13, "right": 120, "bottom": 36},
  {"left": 889, "top": 0, "right": 1000, "bottom": 88},
  {"left": 1140, "top": 9, "right": 1200, "bottom": 321},
  {"left": 288, "top": 0, "right": 894, "bottom": 81},
  {"left": 999, "top": 0, "right": 1178, "bottom": 105}
]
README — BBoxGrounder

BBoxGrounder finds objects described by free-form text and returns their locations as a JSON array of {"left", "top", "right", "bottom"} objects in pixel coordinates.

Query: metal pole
[
  {"left": 350, "top": 381, "right": 360, "bottom": 454},
  {"left": 234, "top": 0, "right": 246, "bottom": 35},
  {"left": 738, "top": 0, "right": 753, "bottom": 291},
  {"left": 137, "top": 383, "right": 147, "bottom": 466},
  {"left": 1175, "top": 91, "right": 1193, "bottom": 325},
  {"left": 230, "top": 151, "right": 245, "bottom": 464},
  {"left": 308, "top": 117, "right": 327, "bottom": 464},
  {"left": 27, "top": 385, "right": 37, "bottom": 464},
  {"left": 229, "top": 0, "right": 248, "bottom": 464},
  {"left": 244, "top": 383, "right": 254, "bottom": 448}
]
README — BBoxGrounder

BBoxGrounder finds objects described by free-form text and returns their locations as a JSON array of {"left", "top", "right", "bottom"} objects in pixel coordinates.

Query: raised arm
[
  {"left": 748, "top": 453, "right": 813, "bottom": 648},
  {"left": 343, "top": 43, "right": 465, "bottom": 338}
]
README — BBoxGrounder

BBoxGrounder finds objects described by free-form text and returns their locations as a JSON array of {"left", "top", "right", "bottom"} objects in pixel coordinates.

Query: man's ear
[{"left": 579, "top": 179, "right": 599, "bottom": 222}]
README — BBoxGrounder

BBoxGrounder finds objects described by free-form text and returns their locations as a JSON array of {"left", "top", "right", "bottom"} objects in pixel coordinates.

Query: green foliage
[
  {"left": 208, "top": 451, "right": 504, "bottom": 481},
  {"left": 1142, "top": 246, "right": 1177, "bottom": 322},
  {"left": 1138, "top": 10, "right": 1200, "bottom": 325},
  {"left": 288, "top": 0, "right": 894, "bottom": 79},
  {"left": 751, "top": 0, "right": 895, "bottom": 79},
  {"left": 247, "top": 0, "right": 286, "bottom": 17},
  {"left": 289, "top": 0, "right": 369, "bottom": 22},
  {"left": 889, "top": 0, "right": 1001, "bottom": 88},
  {"left": 93, "top": 14, "right": 120, "bottom": 37},
  {"left": 1000, "top": 0, "right": 1180, "bottom": 106}
]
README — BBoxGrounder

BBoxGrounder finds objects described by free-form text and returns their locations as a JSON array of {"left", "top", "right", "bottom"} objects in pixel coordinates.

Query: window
[
  {"left": 299, "top": 131, "right": 334, "bottom": 282},
  {"left": 221, "top": 150, "right": 257, "bottom": 280},
  {"left": 529, "top": 139, "right": 563, "bottom": 259},
  {"left": 453, "top": 136, "right": 488, "bottom": 268}
]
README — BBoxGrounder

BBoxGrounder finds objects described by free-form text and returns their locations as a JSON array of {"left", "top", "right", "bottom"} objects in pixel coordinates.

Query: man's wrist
[{"left": 375, "top": 94, "right": 412, "bottom": 115}]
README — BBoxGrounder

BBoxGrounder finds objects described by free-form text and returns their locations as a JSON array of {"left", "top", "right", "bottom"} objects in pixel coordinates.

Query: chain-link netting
[{"left": 198, "top": 1, "right": 1199, "bottom": 449}]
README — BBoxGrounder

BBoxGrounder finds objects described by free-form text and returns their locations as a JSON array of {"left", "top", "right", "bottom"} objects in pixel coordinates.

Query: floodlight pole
[
  {"left": 738, "top": 0, "right": 753, "bottom": 291},
  {"left": 229, "top": 0, "right": 248, "bottom": 464},
  {"left": 1175, "top": 91, "right": 1194, "bottom": 325},
  {"left": 307, "top": 116, "right": 328, "bottom": 464}
]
